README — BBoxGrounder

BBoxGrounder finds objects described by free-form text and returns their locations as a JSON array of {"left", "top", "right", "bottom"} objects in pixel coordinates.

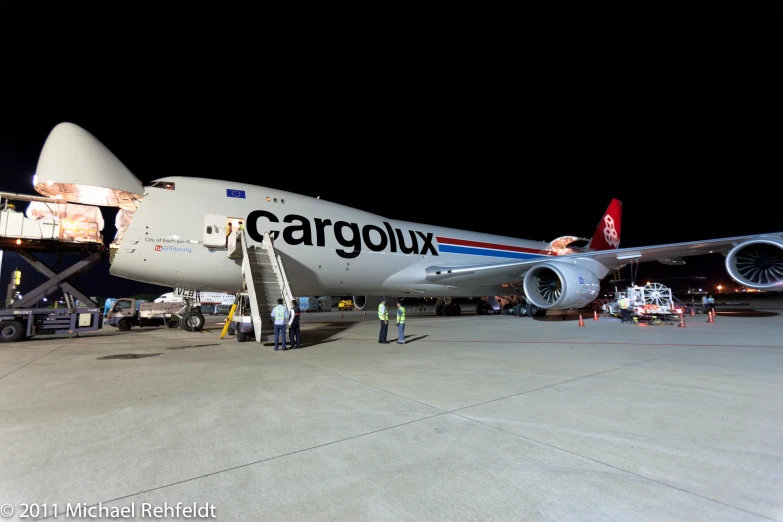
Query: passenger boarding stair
[{"left": 236, "top": 229, "right": 295, "bottom": 343}]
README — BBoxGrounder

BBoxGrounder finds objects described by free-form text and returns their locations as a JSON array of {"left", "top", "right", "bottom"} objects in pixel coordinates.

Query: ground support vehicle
[
  {"left": 226, "top": 292, "right": 255, "bottom": 342},
  {"left": 606, "top": 283, "right": 685, "bottom": 323},
  {"left": 0, "top": 307, "right": 102, "bottom": 342},
  {"left": 105, "top": 298, "right": 187, "bottom": 331}
]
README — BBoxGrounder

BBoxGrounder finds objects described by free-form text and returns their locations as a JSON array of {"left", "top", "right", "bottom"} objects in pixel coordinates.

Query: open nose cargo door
[{"left": 33, "top": 122, "right": 144, "bottom": 210}]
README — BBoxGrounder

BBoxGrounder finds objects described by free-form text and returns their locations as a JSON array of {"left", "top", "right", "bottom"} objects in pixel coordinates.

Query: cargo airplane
[{"left": 28, "top": 123, "right": 783, "bottom": 320}]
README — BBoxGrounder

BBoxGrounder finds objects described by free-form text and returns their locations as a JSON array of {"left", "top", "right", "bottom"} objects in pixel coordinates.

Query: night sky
[{"left": 1, "top": 5, "right": 780, "bottom": 299}]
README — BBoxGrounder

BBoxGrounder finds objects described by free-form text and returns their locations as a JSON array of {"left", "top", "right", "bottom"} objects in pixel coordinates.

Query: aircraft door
[{"left": 204, "top": 214, "right": 228, "bottom": 247}]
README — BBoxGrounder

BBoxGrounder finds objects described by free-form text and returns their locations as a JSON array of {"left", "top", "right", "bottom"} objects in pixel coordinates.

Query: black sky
[{"left": 1, "top": 4, "right": 780, "bottom": 298}]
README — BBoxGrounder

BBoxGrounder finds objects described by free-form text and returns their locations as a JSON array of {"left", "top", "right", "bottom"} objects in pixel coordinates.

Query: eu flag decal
[{"left": 226, "top": 189, "right": 246, "bottom": 199}]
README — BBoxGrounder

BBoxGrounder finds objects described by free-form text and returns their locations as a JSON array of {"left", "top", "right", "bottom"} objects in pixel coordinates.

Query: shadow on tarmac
[{"left": 263, "top": 321, "right": 359, "bottom": 349}]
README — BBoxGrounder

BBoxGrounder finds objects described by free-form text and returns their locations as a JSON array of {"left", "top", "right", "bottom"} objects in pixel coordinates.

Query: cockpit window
[{"left": 150, "top": 181, "right": 175, "bottom": 190}]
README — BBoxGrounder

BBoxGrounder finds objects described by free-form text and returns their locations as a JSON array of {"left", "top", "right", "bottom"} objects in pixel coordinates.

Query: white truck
[{"left": 105, "top": 298, "right": 185, "bottom": 331}]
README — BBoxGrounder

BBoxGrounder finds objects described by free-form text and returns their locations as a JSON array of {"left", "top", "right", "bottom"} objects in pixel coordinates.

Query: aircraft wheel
[
  {"left": 167, "top": 318, "right": 180, "bottom": 329},
  {"left": 435, "top": 303, "right": 445, "bottom": 316},
  {"left": 237, "top": 331, "right": 247, "bottom": 342},
  {"left": 0, "top": 320, "right": 24, "bottom": 343},
  {"left": 453, "top": 304, "right": 461, "bottom": 315},
  {"left": 228, "top": 325, "right": 236, "bottom": 336},
  {"left": 182, "top": 311, "right": 205, "bottom": 332},
  {"left": 526, "top": 302, "right": 546, "bottom": 318},
  {"left": 117, "top": 319, "right": 132, "bottom": 331}
]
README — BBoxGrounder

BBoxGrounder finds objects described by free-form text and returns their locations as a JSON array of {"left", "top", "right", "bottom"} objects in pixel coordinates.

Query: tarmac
[{"left": 1, "top": 302, "right": 782, "bottom": 521}]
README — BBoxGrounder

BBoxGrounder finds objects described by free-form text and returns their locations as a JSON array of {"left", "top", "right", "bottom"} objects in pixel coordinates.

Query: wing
[{"left": 424, "top": 233, "right": 783, "bottom": 288}]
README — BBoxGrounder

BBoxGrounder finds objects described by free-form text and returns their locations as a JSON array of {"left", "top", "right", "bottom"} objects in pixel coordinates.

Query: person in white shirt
[
  {"left": 271, "top": 298, "right": 289, "bottom": 350},
  {"left": 377, "top": 298, "right": 389, "bottom": 344}
]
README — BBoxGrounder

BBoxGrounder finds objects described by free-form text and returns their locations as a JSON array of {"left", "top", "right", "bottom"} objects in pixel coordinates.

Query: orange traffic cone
[
  {"left": 706, "top": 310, "right": 714, "bottom": 323},
  {"left": 341, "top": 312, "right": 344, "bottom": 319},
  {"left": 678, "top": 313, "right": 687, "bottom": 328},
  {"left": 578, "top": 314, "right": 585, "bottom": 327},
  {"left": 593, "top": 310, "right": 599, "bottom": 321},
  {"left": 364, "top": 310, "right": 366, "bottom": 316},
  {"left": 690, "top": 306, "right": 695, "bottom": 317}
]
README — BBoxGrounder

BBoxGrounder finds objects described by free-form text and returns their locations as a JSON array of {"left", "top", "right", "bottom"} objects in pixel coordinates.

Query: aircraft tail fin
[{"left": 588, "top": 199, "right": 622, "bottom": 250}]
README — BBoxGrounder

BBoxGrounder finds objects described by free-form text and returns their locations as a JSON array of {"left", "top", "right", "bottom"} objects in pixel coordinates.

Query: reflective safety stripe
[
  {"left": 378, "top": 304, "right": 388, "bottom": 320},
  {"left": 274, "top": 306, "right": 285, "bottom": 321}
]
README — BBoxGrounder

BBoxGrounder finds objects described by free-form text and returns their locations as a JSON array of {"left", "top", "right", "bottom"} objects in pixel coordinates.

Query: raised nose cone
[{"left": 34, "top": 122, "right": 144, "bottom": 210}]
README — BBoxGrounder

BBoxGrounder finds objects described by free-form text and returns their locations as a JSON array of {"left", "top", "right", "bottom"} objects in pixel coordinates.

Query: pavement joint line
[
  {"left": 16, "top": 332, "right": 782, "bottom": 521},
  {"left": 448, "top": 347, "right": 701, "bottom": 414},
  {"left": 0, "top": 338, "right": 77, "bottom": 382},
  {"left": 437, "top": 345, "right": 783, "bottom": 521},
  {"left": 451, "top": 414, "right": 779, "bottom": 522},
  {"left": 335, "top": 338, "right": 783, "bottom": 349},
  {"left": 37, "top": 412, "right": 450, "bottom": 521},
  {"left": 37, "top": 342, "right": 773, "bottom": 522}
]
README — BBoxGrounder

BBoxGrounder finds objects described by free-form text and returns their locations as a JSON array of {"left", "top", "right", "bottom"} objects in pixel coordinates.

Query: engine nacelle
[
  {"left": 353, "top": 295, "right": 397, "bottom": 312},
  {"left": 523, "top": 262, "right": 601, "bottom": 309},
  {"left": 725, "top": 239, "right": 783, "bottom": 289}
]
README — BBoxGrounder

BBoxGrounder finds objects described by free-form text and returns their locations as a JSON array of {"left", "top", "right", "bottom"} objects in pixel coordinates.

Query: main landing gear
[{"left": 434, "top": 298, "right": 462, "bottom": 316}]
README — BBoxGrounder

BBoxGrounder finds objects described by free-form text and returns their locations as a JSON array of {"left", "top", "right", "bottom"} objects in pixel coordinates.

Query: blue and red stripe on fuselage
[{"left": 436, "top": 237, "right": 557, "bottom": 260}]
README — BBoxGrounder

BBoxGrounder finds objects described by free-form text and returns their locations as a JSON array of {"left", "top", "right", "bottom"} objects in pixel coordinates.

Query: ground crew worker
[
  {"left": 288, "top": 299, "right": 302, "bottom": 349},
  {"left": 707, "top": 294, "right": 715, "bottom": 314},
  {"left": 236, "top": 220, "right": 244, "bottom": 247},
  {"left": 619, "top": 296, "right": 631, "bottom": 323},
  {"left": 378, "top": 297, "right": 389, "bottom": 344},
  {"left": 396, "top": 300, "right": 406, "bottom": 344},
  {"left": 225, "top": 221, "right": 233, "bottom": 249},
  {"left": 271, "top": 298, "right": 289, "bottom": 350}
]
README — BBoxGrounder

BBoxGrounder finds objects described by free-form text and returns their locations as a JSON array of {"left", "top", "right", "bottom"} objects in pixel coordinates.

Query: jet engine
[
  {"left": 352, "top": 296, "right": 396, "bottom": 312},
  {"left": 523, "top": 262, "right": 601, "bottom": 309},
  {"left": 725, "top": 239, "right": 783, "bottom": 289}
]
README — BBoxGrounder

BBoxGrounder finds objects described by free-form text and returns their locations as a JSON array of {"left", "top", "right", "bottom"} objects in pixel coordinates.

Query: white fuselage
[{"left": 110, "top": 177, "right": 557, "bottom": 296}]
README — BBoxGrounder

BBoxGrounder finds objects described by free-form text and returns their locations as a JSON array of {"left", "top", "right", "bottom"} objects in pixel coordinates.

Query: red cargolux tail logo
[
  {"left": 589, "top": 199, "right": 622, "bottom": 250},
  {"left": 154, "top": 245, "right": 162, "bottom": 251}
]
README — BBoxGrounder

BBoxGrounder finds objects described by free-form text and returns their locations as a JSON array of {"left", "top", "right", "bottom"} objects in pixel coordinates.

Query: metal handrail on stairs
[
  {"left": 239, "top": 228, "right": 263, "bottom": 343},
  {"left": 262, "top": 231, "right": 294, "bottom": 309}
]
